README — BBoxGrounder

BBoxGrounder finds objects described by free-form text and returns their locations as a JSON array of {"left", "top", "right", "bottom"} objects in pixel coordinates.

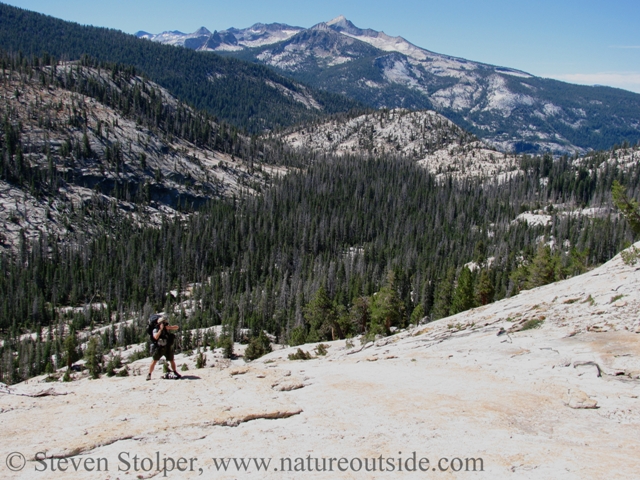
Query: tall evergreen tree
[
  {"left": 475, "top": 269, "right": 495, "bottom": 306},
  {"left": 526, "top": 244, "right": 557, "bottom": 290},
  {"left": 451, "top": 267, "right": 476, "bottom": 314},
  {"left": 369, "top": 271, "right": 405, "bottom": 335},
  {"left": 612, "top": 180, "right": 640, "bottom": 237},
  {"left": 432, "top": 267, "right": 456, "bottom": 320}
]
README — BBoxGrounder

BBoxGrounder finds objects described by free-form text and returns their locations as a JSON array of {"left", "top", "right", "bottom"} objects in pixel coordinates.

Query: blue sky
[{"left": 4, "top": 0, "right": 640, "bottom": 93}]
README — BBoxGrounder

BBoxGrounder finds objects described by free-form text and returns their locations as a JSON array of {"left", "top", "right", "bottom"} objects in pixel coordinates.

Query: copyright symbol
[{"left": 6, "top": 452, "right": 26, "bottom": 471}]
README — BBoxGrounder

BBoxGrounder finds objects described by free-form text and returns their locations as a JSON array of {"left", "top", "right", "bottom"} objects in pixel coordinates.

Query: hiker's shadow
[{"left": 179, "top": 375, "right": 201, "bottom": 380}]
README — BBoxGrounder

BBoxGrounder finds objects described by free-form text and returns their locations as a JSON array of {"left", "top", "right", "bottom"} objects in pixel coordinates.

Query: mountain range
[{"left": 139, "top": 16, "right": 640, "bottom": 154}]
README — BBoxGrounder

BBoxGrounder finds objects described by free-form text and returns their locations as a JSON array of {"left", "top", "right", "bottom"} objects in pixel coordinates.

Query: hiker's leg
[
  {"left": 165, "top": 349, "right": 180, "bottom": 377},
  {"left": 146, "top": 359, "right": 158, "bottom": 380},
  {"left": 149, "top": 346, "right": 163, "bottom": 376}
]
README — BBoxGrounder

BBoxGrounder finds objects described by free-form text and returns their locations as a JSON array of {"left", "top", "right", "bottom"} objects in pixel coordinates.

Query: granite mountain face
[
  {"left": 140, "top": 16, "right": 640, "bottom": 154},
  {"left": 0, "top": 57, "right": 291, "bottom": 250}
]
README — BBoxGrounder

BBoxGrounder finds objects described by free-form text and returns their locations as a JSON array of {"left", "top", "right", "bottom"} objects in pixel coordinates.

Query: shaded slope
[{"left": 0, "top": 3, "right": 361, "bottom": 133}]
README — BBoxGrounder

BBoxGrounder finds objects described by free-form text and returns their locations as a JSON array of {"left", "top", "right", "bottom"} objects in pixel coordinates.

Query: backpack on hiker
[
  {"left": 147, "top": 314, "right": 175, "bottom": 350},
  {"left": 147, "top": 314, "right": 162, "bottom": 343}
]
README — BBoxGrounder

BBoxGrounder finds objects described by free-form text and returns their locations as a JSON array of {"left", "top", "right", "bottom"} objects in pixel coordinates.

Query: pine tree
[
  {"left": 526, "top": 244, "right": 557, "bottom": 289},
  {"left": 304, "top": 286, "right": 340, "bottom": 341},
  {"left": 84, "top": 336, "right": 103, "bottom": 379},
  {"left": 369, "top": 271, "right": 405, "bottom": 335},
  {"left": 451, "top": 267, "right": 476, "bottom": 314},
  {"left": 475, "top": 269, "right": 494, "bottom": 306},
  {"left": 432, "top": 267, "right": 456, "bottom": 320},
  {"left": 349, "top": 296, "right": 370, "bottom": 334},
  {"left": 409, "top": 304, "right": 425, "bottom": 325},
  {"left": 64, "top": 327, "right": 80, "bottom": 369},
  {"left": 612, "top": 180, "right": 640, "bottom": 237}
]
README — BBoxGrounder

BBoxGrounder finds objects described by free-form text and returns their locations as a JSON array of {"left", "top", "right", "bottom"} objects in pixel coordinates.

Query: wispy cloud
[{"left": 546, "top": 72, "right": 640, "bottom": 94}]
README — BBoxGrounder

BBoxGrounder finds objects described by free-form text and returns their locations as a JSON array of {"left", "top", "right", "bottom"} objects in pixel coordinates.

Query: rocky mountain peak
[
  {"left": 326, "top": 15, "right": 355, "bottom": 30},
  {"left": 193, "top": 26, "right": 212, "bottom": 36},
  {"left": 325, "top": 15, "right": 375, "bottom": 37}
]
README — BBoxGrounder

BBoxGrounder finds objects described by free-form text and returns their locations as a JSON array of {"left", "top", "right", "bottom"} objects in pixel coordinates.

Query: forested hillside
[
  {"left": 0, "top": 3, "right": 361, "bottom": 133},
  {"left": 275, "top": 107, "right": 526, "bottom": 180},
  {"left": 0, "top": 51, "right": 301, "bottom": 249},
  {"left": 2, "top": 143, "right": 639, "bottom": 383}
]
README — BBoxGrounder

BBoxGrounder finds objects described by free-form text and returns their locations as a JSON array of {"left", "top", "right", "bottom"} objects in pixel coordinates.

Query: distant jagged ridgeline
[{"left": 144, "top": 15, "right": 640, "bottom": 154}]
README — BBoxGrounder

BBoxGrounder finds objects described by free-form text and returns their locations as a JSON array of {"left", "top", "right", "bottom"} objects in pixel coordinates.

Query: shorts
[{"left": 151, "top": 344, "right": 174, "bottom": 362}]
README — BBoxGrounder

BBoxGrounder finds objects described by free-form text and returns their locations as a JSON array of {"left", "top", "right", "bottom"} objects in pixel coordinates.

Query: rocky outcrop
[{"left": 0, "top": 63, "right": 278, "bottom": 250}]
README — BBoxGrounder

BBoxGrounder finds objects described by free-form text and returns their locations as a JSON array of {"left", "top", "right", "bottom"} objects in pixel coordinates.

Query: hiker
[{"left": 146, "top": 314, "right": 181, "bottom": 380}]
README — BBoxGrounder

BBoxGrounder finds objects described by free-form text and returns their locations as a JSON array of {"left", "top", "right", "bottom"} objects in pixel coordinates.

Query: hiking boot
[
  {"left": 146, "top": 373, "right": 151, "bottom": 381},
  {"left": 173, "top": 370, "right": 182, "bottom": 379}
]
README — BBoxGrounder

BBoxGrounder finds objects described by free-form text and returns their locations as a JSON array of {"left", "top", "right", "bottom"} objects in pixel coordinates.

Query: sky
[{"left": 4, "top": 0, "right": 640, "bottom": 93}]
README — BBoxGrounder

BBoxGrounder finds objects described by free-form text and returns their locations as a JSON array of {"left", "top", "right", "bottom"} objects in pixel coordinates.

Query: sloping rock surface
[{"left": 1, "top": 246, "right": 640, "bottom": 479}]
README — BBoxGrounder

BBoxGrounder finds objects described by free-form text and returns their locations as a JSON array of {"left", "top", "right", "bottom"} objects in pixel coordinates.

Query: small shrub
[
  {"left": 288, "top": 348, "right": 312, "bottom": 361},
  {"left": 361, "top": 329, "right": 384, "bottom": 343},
  {"left": 345, "top": 337, "right": 354, "bottom": 349},
  {"left": 62, "top": 369, "right": 71, "bottom": 382},
  {"left": 314, "top": 344, "right": 329, "bottom": 356},
  {"left": 610, "top": 294, "right": 625, "bottom": 303},
  {"left": 116, "top": 366, "right": 129, "bottom": 377},
  {"left": 105, "top": 354, "right": 123, "bottom": 377},
  {"left": 207, "top": 332, "right": 218, "bottom": 351},
  {"left": 219, "top": 336, "right": 234, "bottom": 359},
  {"left": 195, "top": 350, "right": 207, "bottom": 369},
  {"left": 181, "top": 363, "right": 188, "bottom": 372},
  {"left": 520, "top": 318, "right": 544, "bottom": 331},
  {"left": 245, "top": 332, "right": 273, "bottom": 361},
  {"left": 112, "top": 355, "right": 123, "bottom": 368},
  {"left": 621, "top": 246, "right": 640, "bottom": 266}
]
